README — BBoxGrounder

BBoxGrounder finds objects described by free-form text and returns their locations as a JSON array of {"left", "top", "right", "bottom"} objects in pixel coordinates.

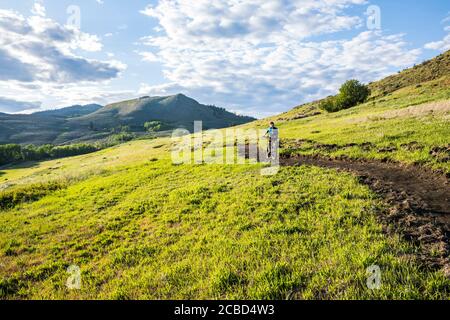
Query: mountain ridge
[
  {"left": 0, "top": 94, "right": 255, "bottom": 145},
  {"left": 32, "top": 104, "right": 103, "bottom": 118}
]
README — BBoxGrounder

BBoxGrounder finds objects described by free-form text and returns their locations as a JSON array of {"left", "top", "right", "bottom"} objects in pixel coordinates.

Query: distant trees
[
  {"left": 108, "top": 133, "right": 136, "bottom": 144},
  {"left": 0, "top": 143, "right": 100, "bottom": 166},
  {"left": 319, "top": 80, "right": 370, "bottom": 112},
  {"left": 0, "top": 144, "right": 22, "bottom": 165},
  {"left": 111, "top": 125, "right": 131, "bottom": 134},
  {"left": 144, "top": 121, "right": 162, "bottom": 132},
  {"left": 50, "top": 144, "right": 99, "bottom": 158},
  {"left": 0, "top": 123, "right": 144, "bottom": 166}
]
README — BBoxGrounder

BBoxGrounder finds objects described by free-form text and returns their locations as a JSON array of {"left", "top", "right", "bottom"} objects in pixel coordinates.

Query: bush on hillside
[
  {"left": 108, "top": 132, "right": 136, "bottom": 144},
  {"left": 144, "top": 121, "right": 162, "bottom": 132},
  {"left": 319, "top": 80, "right": 370, "bottom": 113}
]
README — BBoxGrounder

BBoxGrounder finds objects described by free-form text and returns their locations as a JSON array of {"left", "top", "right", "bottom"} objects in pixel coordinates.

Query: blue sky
[{"left": 0, "top": 0, "right": 449, "bottom": 117}]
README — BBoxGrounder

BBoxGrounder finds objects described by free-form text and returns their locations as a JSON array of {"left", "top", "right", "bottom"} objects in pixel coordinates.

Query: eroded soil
[
  {"left": 240, "top": 141, "right": 450, "bottom": 274},
  {"left": 280, "top": 153, "right": 450, "bottom": 275}
]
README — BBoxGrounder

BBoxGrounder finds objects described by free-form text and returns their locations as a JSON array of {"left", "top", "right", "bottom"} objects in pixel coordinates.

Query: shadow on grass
[{"left": 0, "top": 161, "right": 40, "bottom": 171}]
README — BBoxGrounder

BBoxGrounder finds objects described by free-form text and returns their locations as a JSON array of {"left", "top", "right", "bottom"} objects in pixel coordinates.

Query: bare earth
[{"left": 280, "top": 154, "right": 450, "bottom": 276}]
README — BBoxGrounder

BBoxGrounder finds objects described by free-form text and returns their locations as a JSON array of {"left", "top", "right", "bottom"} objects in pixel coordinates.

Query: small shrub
[
  {"left": 319, "top": 80, "right": 370, "bottom": 113},
  {"left": 318, "top": 97, "right": 337, "bottom": 113},
  {"left": 144, "top": 121, "right": 162, "bottom": 132}
]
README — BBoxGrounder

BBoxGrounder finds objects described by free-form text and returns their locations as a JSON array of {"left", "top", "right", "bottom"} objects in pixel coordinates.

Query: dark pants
[{"left": 267, "top": 138, "right": 272, "bottom": 157}]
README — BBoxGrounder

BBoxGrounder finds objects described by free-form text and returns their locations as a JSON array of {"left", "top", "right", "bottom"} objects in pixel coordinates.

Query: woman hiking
[{"left": 264, "top": 121, "right": 278, "bottom": 158}]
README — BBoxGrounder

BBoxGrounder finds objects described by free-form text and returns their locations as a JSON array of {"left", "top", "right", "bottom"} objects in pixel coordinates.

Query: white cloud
[
  {"left": 139, "top": 0, "right": 420, "bottom": 117},
  {"left": 425, "top": 35, "right": 450, "bottom": 52},
  {"left": 141, "top": 0, "right": 366, "bottom": 44},
  {"left": 424, "top": 14, "right": 450, "bottom": 52},
  {"left": 0, "top": 4, "right": 128, "bottom": 111},
  {"left": 0, "top": 80, "right": 134, "bottom": 113},
  {"left": 0, "top": 7, "right": 125, "bottom": 84},
  {"left": 137, "top": 51, "right": 160, "bottom": 62},
  {"left": 31, "top": 2, "right": 46, "bottom": 17}
]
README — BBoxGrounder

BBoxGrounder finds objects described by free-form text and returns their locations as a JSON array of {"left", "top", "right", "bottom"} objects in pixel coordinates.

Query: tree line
[
  {"left": 0, "top": 130, "right": 140, "bottom": 166},
  {"left": 0, "top": 143, "right": 100, "bottom": 166}
]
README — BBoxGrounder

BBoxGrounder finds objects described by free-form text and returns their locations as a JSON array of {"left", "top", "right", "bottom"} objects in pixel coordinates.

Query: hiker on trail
[{"left": 264, "top": 121, "right": 278, "bottom": 159}]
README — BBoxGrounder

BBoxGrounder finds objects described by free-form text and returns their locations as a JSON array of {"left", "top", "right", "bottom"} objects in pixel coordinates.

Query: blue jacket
[{"left": 266, "top": 126, "right": 278, "bottom": 138}]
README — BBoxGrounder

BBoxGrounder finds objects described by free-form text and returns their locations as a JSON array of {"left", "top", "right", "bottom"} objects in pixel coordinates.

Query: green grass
[
  {"left": 1, "top": 155, "right": 449, "bottom": 299},
  {"left": 0, "top": 138, "right": 172, "bottom": 189}
]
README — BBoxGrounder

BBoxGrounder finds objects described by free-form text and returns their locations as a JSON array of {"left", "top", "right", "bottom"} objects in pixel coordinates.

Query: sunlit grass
[
  {"left": 0, "top": 75, "right": 449, "bottom": 300},
  {"left": 1, "top": 159, "right": 449, "bottom": 299},
  {"left": 247, "top": 76, "right": 450, "bottom": 173},
  {"left": 0, "top": 138, "right": 172, "bottom": 189}
]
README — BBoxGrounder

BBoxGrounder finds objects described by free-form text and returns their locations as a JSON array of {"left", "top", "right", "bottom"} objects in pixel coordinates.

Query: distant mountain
[
  {"left": 0, "top": 94, "right": 255, "bottom": 145},
  {"left": 33, "top": 104, "right": 102, "bottom": 118},
  {"left": 0, "top": 104, "right": 103, "bottom": 145},
  {"left": 0, "top": 112, "right": 66, "bottom": 145},
  {"left": 71, "top": 94, "right": 255, "bottom": 131}
]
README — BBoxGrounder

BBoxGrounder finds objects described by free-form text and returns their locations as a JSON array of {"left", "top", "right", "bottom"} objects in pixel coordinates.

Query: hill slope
[
  {"left": 269, "top": 50, "right": 450, "bottom": 123},
  {"left": 1, "top": 139, "right": 449, "bottom": 299},
  {"left": 0, "top": 113, "right": 66, "bottom": 145},
  {"left": 368, "top": 50, "right": 450, "bottom": 97},
  {"left": 33, "top": 104, "right": 102, "bottom": 118}
]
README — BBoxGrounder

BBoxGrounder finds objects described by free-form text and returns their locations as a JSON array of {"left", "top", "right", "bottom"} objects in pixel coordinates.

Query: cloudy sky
[{"left": 0, "top": 0, "right": 449, "bottom": 117}]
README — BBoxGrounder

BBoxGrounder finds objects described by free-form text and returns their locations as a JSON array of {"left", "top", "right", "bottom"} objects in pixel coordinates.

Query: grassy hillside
[
  {"left": 0, "top": 52, "right": 449, "bottom": 299},
  {"left": 252, "top": 53, "right": 450, "bottom": 174},
  {"left": 1, "top": 139, "right": 449, "bottom": 299},
  {"left": 33, "top": 104, "right": 102, "bottom": 118},
  {"left": 0, "top": 113, "right": 66, "bottom": 146},
  {"left": 282, "top": 77, "right": 449, "bottom": 173},
  {"left": 368, "top": 50, "right": 450, "bottom": 97},
  {"left": 0, "top": 104, "right": 104, "bottom": 145}
]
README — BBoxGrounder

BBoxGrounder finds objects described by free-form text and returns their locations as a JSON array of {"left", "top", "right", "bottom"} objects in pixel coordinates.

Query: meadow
[
  {"left": 0, "top": 71, "right": 449, "bottom": 300},
  {"left": 253, "top": 75, "right": 450, "bottom": 174},
  {"left": 0, "top": 137, "right": 449, "bottom": 299}
]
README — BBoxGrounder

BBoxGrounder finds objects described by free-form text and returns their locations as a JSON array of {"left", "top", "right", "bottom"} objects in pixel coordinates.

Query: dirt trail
[{"left": 280, "top": 154, "right": 450, "bottom": 274}]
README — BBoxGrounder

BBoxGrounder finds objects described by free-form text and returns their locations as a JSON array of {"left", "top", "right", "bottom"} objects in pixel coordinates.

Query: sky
[{"left": 0, "top": 0, "right": 449, "bottom": 118}]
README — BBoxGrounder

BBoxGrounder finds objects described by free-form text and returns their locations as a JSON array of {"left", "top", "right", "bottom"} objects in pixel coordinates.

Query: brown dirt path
[{"left": 280, "top": 154, "right": 450, "bottom": 275}]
